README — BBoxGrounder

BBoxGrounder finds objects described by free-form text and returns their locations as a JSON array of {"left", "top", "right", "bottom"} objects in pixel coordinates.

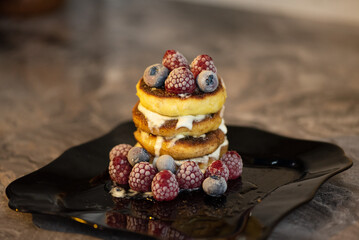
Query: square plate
[{"left": 6, "top": 122, "right": 352, "bottom": 239}]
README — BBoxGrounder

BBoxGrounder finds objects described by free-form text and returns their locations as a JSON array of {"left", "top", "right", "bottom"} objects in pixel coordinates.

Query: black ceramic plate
[{"left": 6, "top": 122, "right": 352, "bottom": 239}]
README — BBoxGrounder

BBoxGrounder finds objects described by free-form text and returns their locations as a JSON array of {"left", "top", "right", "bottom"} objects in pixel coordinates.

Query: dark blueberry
[
  {"left": 202, "top": 175, "right": 227, "bottom": 197},
  {"left": 127, "top": 147, "right": 150, "bottom": 166},
  {"left": 143, "top": 63, "right": 169, "bottom": 87},
  {"left": 196, "top": 70, "right": 218, "bottom": 92},
  {"left": 155, "top": 155, "right": 176, "bottom": 173}
]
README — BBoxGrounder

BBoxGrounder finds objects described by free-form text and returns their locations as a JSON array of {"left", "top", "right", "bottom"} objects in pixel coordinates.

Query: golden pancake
[
  {"left": 134, "top": 129, "right": 226, "bottom": 160},
  {"left": 135, "top": 142, "right": 228, "bottom": 171},
  {"left": 136, "top": 76, "right": 227, "bottom": 117},
  {"left": 132, "top": 101, "right": 223, "bottom": 137},
  {"left": 173, "top": 143, "right": 228, "bottom": 171}
]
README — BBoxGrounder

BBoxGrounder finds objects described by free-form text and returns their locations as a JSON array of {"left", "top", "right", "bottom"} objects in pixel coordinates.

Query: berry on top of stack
[{"left": 109, "top": 50, "right": 243, "bottom": 201}]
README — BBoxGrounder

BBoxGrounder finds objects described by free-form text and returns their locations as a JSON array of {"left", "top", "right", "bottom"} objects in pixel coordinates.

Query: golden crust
[
  {"left": 177, "top": 144, "right": 228, "bottom": 171},
  {"left": 134, "top": 129, "right": 225, "bottom": 160},
  {"left": 132, "top": 101, "right": 223, "bottom": 137},
  {"left": 135, "top": 142, "right": 228, "bottom": 171},
  {"left": 136, "top": 77, "right": 227, "bottom": 116}
]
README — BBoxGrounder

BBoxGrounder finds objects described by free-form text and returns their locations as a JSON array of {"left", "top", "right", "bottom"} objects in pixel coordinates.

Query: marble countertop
[{"left": 1, "top": 0, "right": 358, "bottom": 239}]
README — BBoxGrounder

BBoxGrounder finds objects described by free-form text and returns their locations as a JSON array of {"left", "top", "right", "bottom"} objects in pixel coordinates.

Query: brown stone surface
[{"left": 0, "top": 0, "right": 358, "bottom": 239}]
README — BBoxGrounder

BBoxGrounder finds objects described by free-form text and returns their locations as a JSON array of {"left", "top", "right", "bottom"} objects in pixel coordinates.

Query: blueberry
[
  {"left": 196, "top": 70, "right": 218, "bottom": 92},
  {"left": 127, "top": 147, "right": 150, "bottom": 166},
  {"left": 143, "top": 63, "right": 169, "bottom": 87},
  {"left": 156, "top": 155, "right": 176, "bottom": 173},
  {"left": 202, "top": 175, "right": 227, "bottom": 197}
]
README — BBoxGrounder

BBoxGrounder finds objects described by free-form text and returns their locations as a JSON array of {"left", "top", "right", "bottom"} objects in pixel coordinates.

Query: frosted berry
[
  {"left": 197, "top": 70, "right": 218, "bottom": 92},
  {"left": 143, "top": 63, "right": 169, "bottom": 87},
  {"left": 109, "top": 143, "right": 132, "bottom": 161},
  {"left": 127, "top": 147, "right": 150, "bottom": 167},
  {"left": 156, "top": 155, "right": 176, "bottom": 173},
  {"left": 190, "top": 54, "right": 217, "bottom": 79},
  {"left": 151, "top": 170, "right": 179, "bottom": 201},
  {"left": 128, "top": 162, "right": 157, "bottom": 192},
  {"left": 204, "top": 160, "right": 229, "bottom": 181},
  {"left": 176, "top": 161, "right": 204, "bottom": 189},
  {"left": 221, "top": 151, "right": 243, "bottom": 180},
  {"left": 165, "top": 67, "right": 196, "bottom": 94},
  {"left": 202, "top": 175, "right": 227, "bottom": 197},
  {"left": 162, "top": 49, "right": 189, "bottom": 71},
  {"left": 109, "top": 156, "right": 132, "bottom": 185}
]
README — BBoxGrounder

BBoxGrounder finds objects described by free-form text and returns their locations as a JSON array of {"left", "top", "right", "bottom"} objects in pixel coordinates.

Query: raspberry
[
  {"left": 165, "top": 67, "right": 196, "bottom": 94},
  {"left": 128, "top": 162, "right": 157, "bottom": 192},
  {"left": 109, "top": 156, "right": 132, "bottom": 184},
  {"left": 204, "top": 160, "right": 229, "bottom": 181},
  {"left": 221, "top": 151, "right": 243, "bottom": 180},
  {"left": 162, "top": 49, "right": 189, "bottom": 71},
  {"left": 151, "top": 170, "right": 179, "bottom": 201},
  {"left": 176, "top": 161, "right": 204, "bottom": 189},
  {"left": 109, "top": 143, "right": 132, "bottom": 161},
  {"left": 190, "top": 54, "right": 217, "bottom": 79}
]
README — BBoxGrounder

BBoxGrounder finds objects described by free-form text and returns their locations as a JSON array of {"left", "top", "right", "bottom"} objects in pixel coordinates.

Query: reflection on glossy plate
[{"left": 6, "top": 122, "right": 352, "bottom": 239}]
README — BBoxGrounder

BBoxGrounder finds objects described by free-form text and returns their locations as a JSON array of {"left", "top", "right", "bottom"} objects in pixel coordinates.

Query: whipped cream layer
[{"left": 138, "top": 103, "right": 218, "bottom": 131}]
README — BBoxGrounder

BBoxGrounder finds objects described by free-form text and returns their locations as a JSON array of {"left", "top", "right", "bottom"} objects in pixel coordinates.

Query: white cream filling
[
  {"left": 154, "top": 135, "right": 164, "bottom": 156},
  {"left": 168, "top": 134, "right": 186, "bottom": 148},
  {"left": 219, "top": 119, "right": 227, "bottom": 134},
  {"left": 178, "top": 93, "right": 191, "bottom": 98},
  {"left": 220, "top": 105, "right": 225, "bottom": 118},
  {"left": 138, "top": 103, "right": 211, "bottom": 131},
  {"left": 174, "top": 137, "right": 228, "bottom": 168}
]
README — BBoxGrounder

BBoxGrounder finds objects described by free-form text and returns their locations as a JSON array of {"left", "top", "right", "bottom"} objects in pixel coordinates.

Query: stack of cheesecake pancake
[{"left": 132, "top": 50, "right": 228, "bottom": 171}]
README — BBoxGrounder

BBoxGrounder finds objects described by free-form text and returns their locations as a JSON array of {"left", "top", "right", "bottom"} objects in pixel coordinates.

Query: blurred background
[{"left": 0, "top": 0, "right": 358, "bottom": 239}]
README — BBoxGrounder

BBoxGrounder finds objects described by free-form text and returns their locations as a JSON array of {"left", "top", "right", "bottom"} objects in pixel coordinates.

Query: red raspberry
[
  {"left": 151, "top": 170, "right": 179, "bottom": 201},
  {"left": 204, "top": 160, "right": 229, "bottom": 181},
  {"left": 221, "top": 151, "right": 243, "bottom": 180},
  {"left": 109, "top": 143, "right": 132, "bottom": 161},
  {"left": 176, "top": 161, "right": 204, "bottom": 189},
  {"left": 162, "top": 49, "right": 189, "bottom": 71},
  {"left": 128, "top": 162, "right": 157, "bottom": 192},
  {"left": 190, "top": 54, "right": 217, "bottom": 79},
  {"left": 165, "top": 67, "right": 196, "bottom": 94},
  {"left": 109, "top": 156, "right": 132, "bottom": 184}
]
